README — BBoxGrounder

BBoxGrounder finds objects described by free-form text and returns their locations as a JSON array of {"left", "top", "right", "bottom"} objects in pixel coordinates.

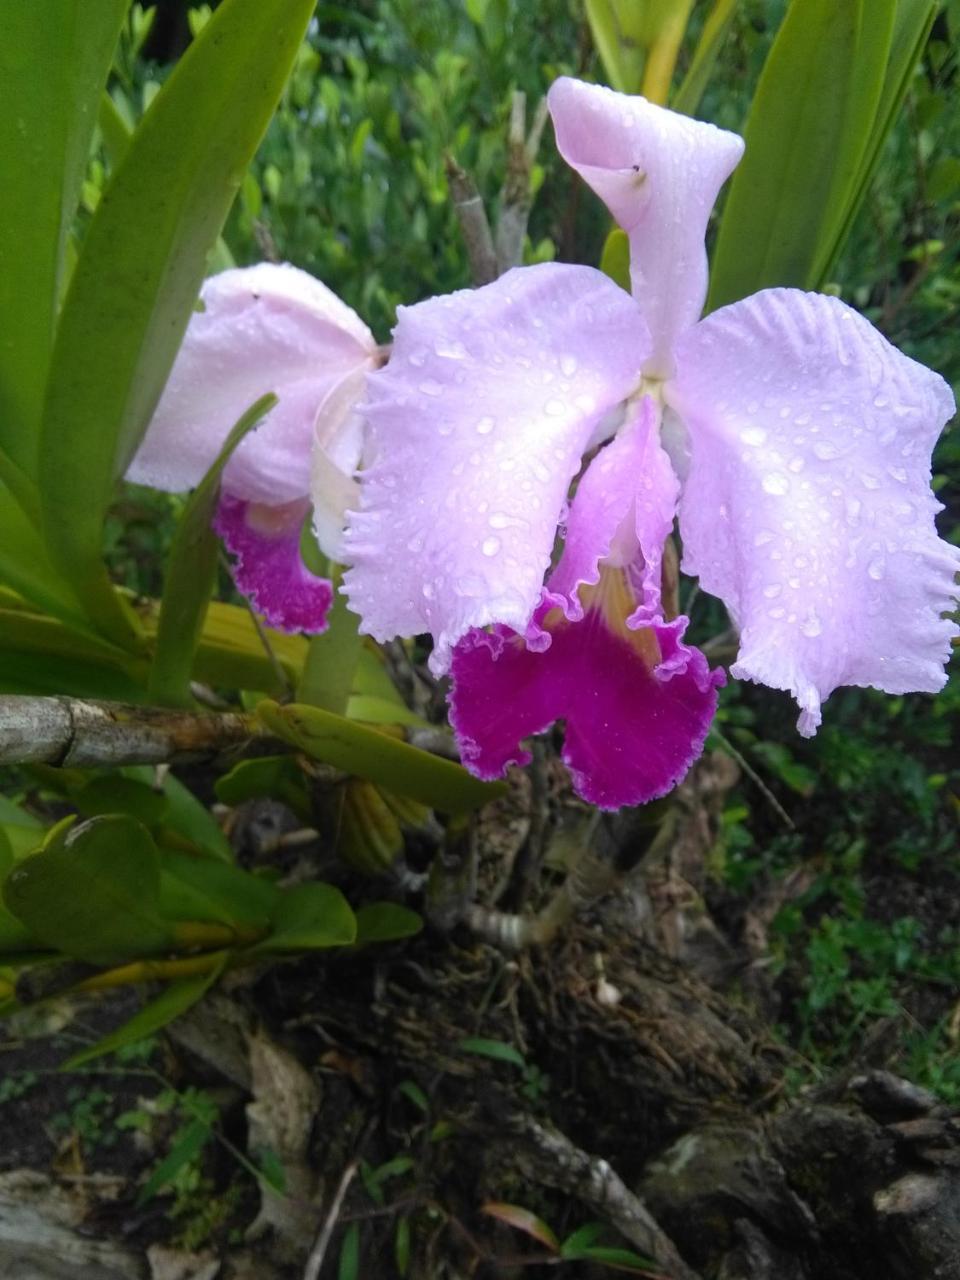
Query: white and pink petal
[
  {"left": 128, "top": 263, "right": 378, "bottom": 505},
  {"left": 342, "top": 262, "right": 651, "bottom": 672},
  {"left": 548, "top": 77, "right": 743, "bottom": 376},
  {"left": 669, "top": 288, "right": 960, "bottom": 734}
]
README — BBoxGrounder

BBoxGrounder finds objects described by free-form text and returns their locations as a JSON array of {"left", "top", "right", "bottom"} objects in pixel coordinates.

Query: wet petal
[
  {"left": 669, "top": 288, "right": 960, "bottom": 734},
  {"left": 450, "top": 615, "right": 722, "bottom": 810},
  {"left": 213, "top": 495, "right": 333, "bottom": 634},
  {"left": 343, "top": 262, "right": 650, "bottom": 672},
  {"left": 539, "top": 395, "right": 678, "bottom": 644},
  {"left": 128, "top": 263, "right": 377, "bottom": 504},
  {"left": 548, "top": 76, "right": 743, "bottom": 376}
]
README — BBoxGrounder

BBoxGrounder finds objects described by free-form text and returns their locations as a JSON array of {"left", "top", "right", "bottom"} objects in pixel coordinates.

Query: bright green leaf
[
  {"left": 257, "top": 700, "right": 505, "bottom": 815},
  {"left": 38, "top": 0, "right": 317, "bottom": 642},
  {"left": 708, "top": 0, "right": 896, "bottom": 306},
  {"left": 457, "top": 1037, "right": 527, "bottom": 1069},
  {"left": 0, "top": 0, "right": 129, "bottom": 481},
  {"left": 149, "top": 393, "right": 276, "bottom": 707}
]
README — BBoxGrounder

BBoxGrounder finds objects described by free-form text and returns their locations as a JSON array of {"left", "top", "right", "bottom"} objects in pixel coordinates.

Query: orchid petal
[
  {"left": 548, "top": 77, "right": 743, "bottom": 376},
  {"left": 669, "top": 288, "right": 960, "bottom": 734},
  {"left": 450, "top": 616, "right": 722, "bottom": 810},
  {"left": 343, "top": 263, "right": 651, "bottom": 672},
  {"left": 128, "top": 263, "right": 377, "bottom": 504},
  {"left": 214, "top": 495, "right": 332, "bottom": 634},
  {"left": 540, "top": 396, "right": 678, "bottom": 643}
]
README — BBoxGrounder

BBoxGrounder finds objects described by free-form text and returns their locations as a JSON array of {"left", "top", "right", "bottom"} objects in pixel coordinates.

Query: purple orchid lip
[
  {"left": 213, "top": 495, "right": 333, "bottom": 635},
  {"left": 450, "top": 598, "right": 723, "bottom": 811}
]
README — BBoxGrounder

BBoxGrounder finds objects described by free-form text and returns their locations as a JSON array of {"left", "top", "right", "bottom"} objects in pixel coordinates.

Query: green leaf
[
  {"left": 354, "top": 902, "right": 423, "bottom": 945},
  {"left": 585, "top": 0, "right": 648, "bottom": 94},
  {"left": 457, "top": 1037, "right": 527, "bottom": 1069},
  {"left": 2, "top": 815, "right": 175, "bottom": 964},
  {"left": 481, "top": 1202, "right": 560, "bottom": 1252},
  {"left": 38, "top": 0, "right": 317, "bottom": 642},
  {"left": 256, "top": 882, "right": 356, "bottom": 953},
  {"left": 819, "top": 0, "right": 939, "bottom": 281},
  {"left": 708, "top": 0, "right": 897, "bottom": 306},
  {"left": 0, "top": 795, "right": 44, "bottom": 862},
  {"left": 63, "top": 961, "right": 226, "bottom": 1069},
  {"left": 671, "top": 0, "right": 738, "bottom": 117},
  {"left": 0, "top": 483, "right": 87, "bottom": 626},
  {"left": 599, "top": 228, "right": 631, "bottom": 292},
  {"left": 74, "top": 777, "right": 168, "bottom": 827},
  {"left": 149, "top": 393, "right": 276, "bottom": 706},
  {"left": 257, "top": 700, "right": 505, "bottom": 815},
  {"left": 140, "top": 768, "right": 234, "bottom": 862},
  {"left": 0, "top": 0, "right": 129, "bottom": 481},
  {"left": 159, "top": 848, "right": 280, "bottom": 930},
  {"left": 560, "top": 1223, "right": 607, "bottom": 1254},
  {"left": 215, "top": 756, "right": 313, "bottom": 824},
  {"left": 338, "top": 1222, "right": 361, "bottom": 1280},
  {"left": 137, "top": 1116, "right": 213, "bottom": 1205},
  {"left": 297, "top": 565, "right": 363, "bottom": 714}
]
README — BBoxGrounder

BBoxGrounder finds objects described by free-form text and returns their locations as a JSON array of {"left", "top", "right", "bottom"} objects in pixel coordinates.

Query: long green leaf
[
  {"left": 672, "top": 0, "right": 738, "bottom": 117},
  {"left": 708, "top": 0, "right": 896, "bottom": 307},
  {"left": 257, "top": 700, "right": 506, "bottom": 815},
  {"left": 820, "top": 0, "right": 938, "bottom": 283},
  {"left": 0, "top": 484, "right": 89, "bottom": 626},
  {"left": 0, "top": 0, "right": 129, "bottom": 481},
  {"left": 63, "top": 961, "right": 225, "bottom": 1069},
  {"left": 38, "top": 0, "right": 317, "bottom": 643},
  {"left": 149, "top": 394, "right": 276, "bottom": 707}
]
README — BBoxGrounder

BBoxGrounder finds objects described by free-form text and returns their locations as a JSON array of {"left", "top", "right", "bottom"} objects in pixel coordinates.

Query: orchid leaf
[
  {"left": 708, "top": 0, "right": 897, "bottom": 307},
  {"left": 63, "top": 960, "right": 227, "bottom": 1069},
  {"left": 149, "top": 393, "right": 276, "bottom": 707},
  {"left": 297, "top": 565, "right": 363, "bottom": 714},
  {"left": 672, "top": 0, "right": 738, "bottom": 117},
  {"left": 255, "top": 882, "right": 356, "bottom": 953},
  {"left": 257, "top": 699, "right": 506, "bottom": 814},
  {"left": 0, "top": 486, "right": 89, "bottom": 628},
  {"left": 354, "top": 902, "right": 424, "bottom": 945},
  {"left": 190, "top": 601, "right": 308, "bottom": 695},
  {"left": 0, "top": 0, "right": 128, "bottom": 482},
  {"left": 3, "top": 815, "right": 175, "bottom": 965},
  {"left": 38, "top": 0, "right": 316, "bottom": 644}
]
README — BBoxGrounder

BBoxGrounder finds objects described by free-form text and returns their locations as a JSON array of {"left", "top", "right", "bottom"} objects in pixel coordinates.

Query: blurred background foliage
[{"left": 31, "top": 0, "right": 960, "bottom": 1095}]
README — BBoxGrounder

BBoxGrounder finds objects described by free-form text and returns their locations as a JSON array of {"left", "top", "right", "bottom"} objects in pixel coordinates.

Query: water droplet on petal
[
  {"left": 434, "top": 338, "right": 467, "bottom": 359},
  {"left": 476, "top": 416, "right": 495, "bottom": 435},
  {"left": 754, "top": 529, "right": 775, "bottom": 546},
  {"left": 560, "top": 354, "right": 578, "bottom": 376},
  {"left": 801, "top": 613, "right": 822, "bottom": 638},
  {"left": 867, "top": 556, "right": 885, "bottom": 581},
  {"left": 763, "top": 583, "right": 782, "bottom": 599},
  {"left": 481, "top": 536, "right": 501, "bottom": 557},
  {"left": 419, "top": 379, "right": 443, "bottom": 397},
  {"left": 762, "top": 472, "right": 790, "bottom": 496},
  {"left": 544, "top": 398, "right": 566, "bottom": 417},
  {"left": 740, "top": 425, "right": 767, "bottom": 446}
]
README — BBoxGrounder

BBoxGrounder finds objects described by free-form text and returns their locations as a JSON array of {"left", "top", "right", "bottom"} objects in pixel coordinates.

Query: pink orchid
[
  {"left": 343, "top": 77, "right": 959, "bottom": 809},
  {"left": 129, "top": 262, "right": 379, "bottom": 632}
]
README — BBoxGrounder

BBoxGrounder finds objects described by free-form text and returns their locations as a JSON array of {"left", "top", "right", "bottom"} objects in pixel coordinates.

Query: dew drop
[
  {"left": 762, "top": 472, "right": 790, "bottom": 496},
  {"left": 860, "top": 472, "right": 880, "bottom": 490},
  {"left": 740, "top": 425, "right": 767, "bottom": 446},
  {"left": 481, "top": 536, "right": 501, "bottom": 557},
  {"left": 867, "top": 556, "right": 885, "bottom": 581},
  {"left": 763, "top": 583, "right": 782, "bottom": 599},
  {"left": 434, "top": 338, "right": 467, "bottom": 359},
  {"left": 544, "top": 398, "right": 566, "bottom": 417},
  {"left": 560, "top": 354, "right": 578, "bottom": 376},
  {"left": 754, "top": 529, "right": 775, "bottom": 547},
  {"left": 801, "top": 613, "right": 822, "bottom": 638},
  {"left": 476, "top": 416, "right": 495, "bottom": 435},
  {"left": 419, "top": 379, "right": 443, "bottom": 397}
]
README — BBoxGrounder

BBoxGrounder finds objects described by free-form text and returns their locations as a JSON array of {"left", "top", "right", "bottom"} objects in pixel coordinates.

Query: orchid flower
[
  {"left": 128, "top": 262, "right": 380, "bottom": 633},
  {"left": 343, "top": 77, "right": 959, "bottom": 810}
]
